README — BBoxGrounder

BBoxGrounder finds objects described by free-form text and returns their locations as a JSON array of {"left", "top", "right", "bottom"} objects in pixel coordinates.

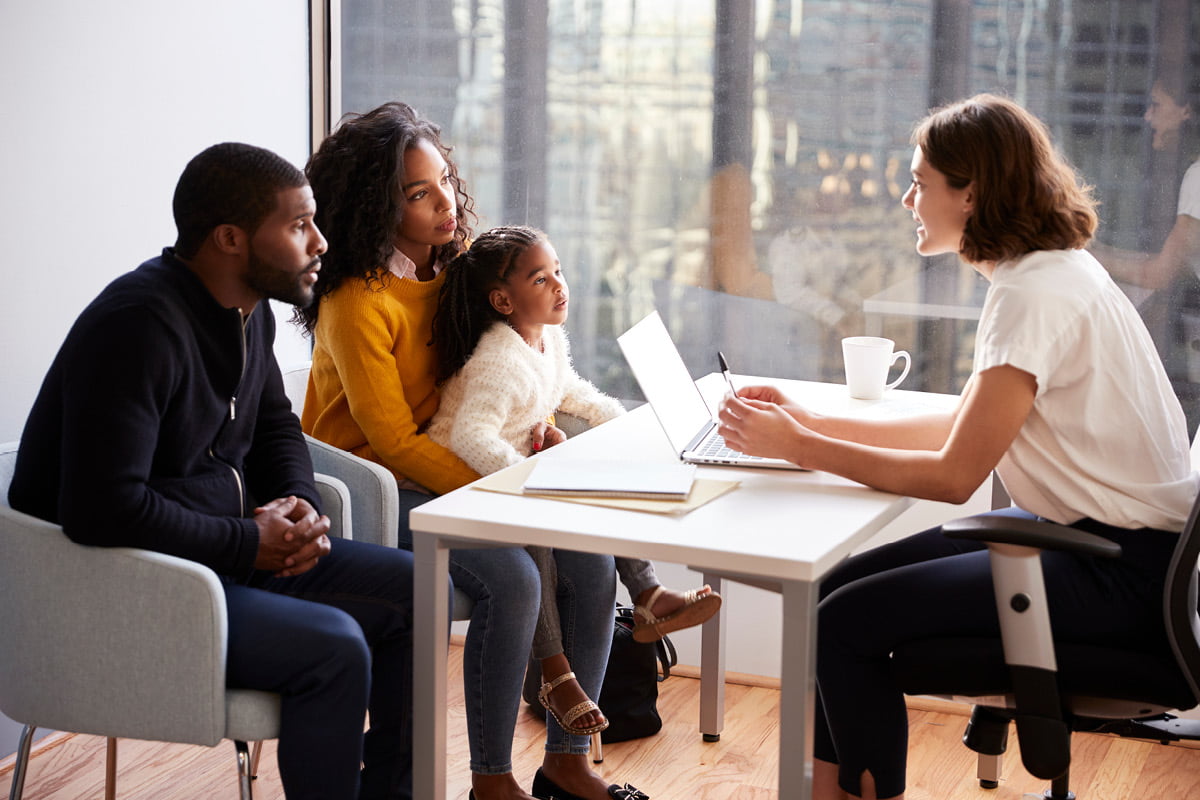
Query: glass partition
[{"left": 329, "top": 0, "right": 1200, "bottom": 432}]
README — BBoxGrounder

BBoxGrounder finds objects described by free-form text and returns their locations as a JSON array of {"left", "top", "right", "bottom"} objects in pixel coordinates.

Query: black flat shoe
[{"left": 530, "top": 767, "right": 649, "bottom": 800}]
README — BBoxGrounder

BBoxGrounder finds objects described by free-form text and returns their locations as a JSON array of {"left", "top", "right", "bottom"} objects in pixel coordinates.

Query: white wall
[
  {"left": 0, "top": 0, "right": 311, "bottom": 760},
  {"left": 0, "top": 0, "right": 311, "bottom": 443}
]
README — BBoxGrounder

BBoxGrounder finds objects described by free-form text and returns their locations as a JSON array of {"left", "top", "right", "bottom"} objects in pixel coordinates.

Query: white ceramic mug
[{"left": 842, "top": 336, "right": 911, "bottom": 400}]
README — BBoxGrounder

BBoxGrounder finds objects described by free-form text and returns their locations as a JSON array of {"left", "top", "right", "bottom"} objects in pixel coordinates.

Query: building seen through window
[{"left": 331, "top": 0, "right": 1200, "bottom": 433}]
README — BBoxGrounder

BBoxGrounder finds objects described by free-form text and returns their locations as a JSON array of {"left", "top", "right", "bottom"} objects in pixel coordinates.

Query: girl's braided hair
[{"left": 431, "top": 225, "right": 547, "bottom": 383}]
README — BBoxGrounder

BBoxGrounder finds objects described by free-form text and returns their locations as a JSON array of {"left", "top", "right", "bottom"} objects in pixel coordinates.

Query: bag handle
[
  {"left": 655, "top": 635, "right": 677, "bottom": 682},
  {"left": 615, "top": 603, "right": 680, "bottom": 681}
]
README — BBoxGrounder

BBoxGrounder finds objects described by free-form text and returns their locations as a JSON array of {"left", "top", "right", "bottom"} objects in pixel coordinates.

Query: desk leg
[
  {"left": 699, "top": 572, "right": 726, "bottom": 741},
  {"left": 413, "top": 533, "right": 450, "bottom": 800},
  {"left": 780, "top": 579, "right": 820, "bottom": 800}
]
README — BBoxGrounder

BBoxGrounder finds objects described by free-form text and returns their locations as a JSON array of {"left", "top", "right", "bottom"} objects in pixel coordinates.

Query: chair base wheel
[{"left": 703, "top": 733, "right": 721, "bottom": 742}]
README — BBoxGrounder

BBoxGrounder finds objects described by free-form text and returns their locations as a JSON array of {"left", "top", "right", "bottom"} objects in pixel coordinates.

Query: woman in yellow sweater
[{"left": 297, "top": 102, "right": 646, "bottom": 800}]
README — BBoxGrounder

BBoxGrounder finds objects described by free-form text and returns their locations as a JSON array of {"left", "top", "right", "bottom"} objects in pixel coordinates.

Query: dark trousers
[
  {"left": 812, "top": 508, "right": 1178, "bottom": 799},
  {"left": 224, "top": 537, "right": 425, "bottom": 800}
]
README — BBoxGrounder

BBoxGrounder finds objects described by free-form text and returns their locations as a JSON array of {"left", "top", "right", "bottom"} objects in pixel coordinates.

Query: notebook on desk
[
  {"left": 522, "top": 457, "right": 697, "bottom": 500},
  {"left": 617, "top": 310, "right": 806, "bottom": 471}
]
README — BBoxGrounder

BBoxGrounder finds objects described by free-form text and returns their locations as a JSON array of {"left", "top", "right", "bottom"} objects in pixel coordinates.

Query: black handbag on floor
[
  {"left": 522, "top": 605, "right": 678, "bottom": 743},
  {"left": 598, "top": 605, "right": 678, "bottom": 743}
]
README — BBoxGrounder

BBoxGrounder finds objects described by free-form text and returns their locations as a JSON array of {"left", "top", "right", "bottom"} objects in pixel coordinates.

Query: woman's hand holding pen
[
  {"left": 717, "top": 385, "right": 814, "bottom": 465},
  {"left": 726, "top": 384, "right": 813, "bottom": 425}
]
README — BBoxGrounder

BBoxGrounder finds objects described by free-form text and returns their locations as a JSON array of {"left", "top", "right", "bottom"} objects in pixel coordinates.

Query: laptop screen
[{"left": 617, "top": 310, "right": 716, "bottom": 455}]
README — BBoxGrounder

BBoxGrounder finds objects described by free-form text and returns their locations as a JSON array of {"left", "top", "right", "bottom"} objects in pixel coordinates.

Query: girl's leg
[
  {"left": 537, "top": 549, "right": 626, "bottom": 800},
  {"left": 615, "top": 556, "right": 658, "bottom": 600},
  {"left": 618, "top": 556, "right": 721, "bottom": 643},
  {"left": 528, "top": 546, "right": 606, "bottom": 734},
  {"left": 528, "top": 545, "right": 566, "bottom": 659}
]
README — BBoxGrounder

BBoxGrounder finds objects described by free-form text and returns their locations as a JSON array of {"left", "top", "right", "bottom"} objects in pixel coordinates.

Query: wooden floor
[{"left": 5, "top": 640, "right": 1200, "bottom": 799}]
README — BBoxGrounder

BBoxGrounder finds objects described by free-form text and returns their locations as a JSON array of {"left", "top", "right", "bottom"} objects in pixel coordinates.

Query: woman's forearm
[{"left": 800, "top": 409, "right": 956, "bottom": 452}]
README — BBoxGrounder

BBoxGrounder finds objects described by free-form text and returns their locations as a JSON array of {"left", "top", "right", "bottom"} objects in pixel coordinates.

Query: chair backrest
[
  {"left": 1165, "top": 482, "right": 1200, "bottom": 704},
  {"left": 0, "top": 440, "right": 16, "bottom": 503},
  {"left": 282, "top": 361, "right": 312, "bottom": 416}
]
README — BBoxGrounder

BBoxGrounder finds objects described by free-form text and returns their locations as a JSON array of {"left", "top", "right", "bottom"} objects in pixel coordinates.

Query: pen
[{"left": 718, "top": 351, "right": 737, "bottom": 395}]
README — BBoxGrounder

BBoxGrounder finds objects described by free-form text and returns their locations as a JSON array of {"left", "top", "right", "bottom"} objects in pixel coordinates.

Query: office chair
[
  {"left": 0, "top": 441, "right": 352, "bottom": 800},
  {"left": 890, "top": 492, "right": 1200, "bottom": 799}
]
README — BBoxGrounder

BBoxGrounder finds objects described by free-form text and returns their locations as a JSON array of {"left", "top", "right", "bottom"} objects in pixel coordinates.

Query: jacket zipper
[{"left": 209, "top": 308, "right": 251, "bottom": 516}]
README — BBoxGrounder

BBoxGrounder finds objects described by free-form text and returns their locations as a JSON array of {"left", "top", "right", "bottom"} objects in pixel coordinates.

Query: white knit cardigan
[{"left": 427, "top": 322, "right": 625, "bottom": 477}]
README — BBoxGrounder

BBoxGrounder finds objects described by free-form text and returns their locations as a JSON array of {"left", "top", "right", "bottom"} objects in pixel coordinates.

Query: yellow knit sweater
[{"left": 301, "top": 272, "right": 479, "bottom": 495}]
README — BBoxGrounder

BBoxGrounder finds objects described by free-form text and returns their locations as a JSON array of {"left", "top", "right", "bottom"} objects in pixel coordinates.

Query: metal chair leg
[
  {"left": 7, "top": 724, "right": 35, "bottom": 800},
  {"left": 235, "top": 740, "right": 256, "bottom": 800},
  {"left": 105, "top": 737, "right": 117, "bottom": 800},
  {"left": 977, "top": 752, "right": 1002, "bottom": 789},
  {"left": 1045, "top": 769, "right": 1074, "bottom": 800},
  {"left": 249, "top": 741, "right": 263, "bottom": 779}
]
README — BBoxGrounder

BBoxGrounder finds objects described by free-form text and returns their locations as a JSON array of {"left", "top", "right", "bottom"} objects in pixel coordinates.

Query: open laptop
[{"left": 617, "top": 310, "right": 806, "bottom": 470}]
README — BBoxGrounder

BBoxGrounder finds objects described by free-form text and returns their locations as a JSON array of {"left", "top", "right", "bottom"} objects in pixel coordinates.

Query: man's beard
[{"left": 247, "top": 249, "right": 318, "bottom": 308}]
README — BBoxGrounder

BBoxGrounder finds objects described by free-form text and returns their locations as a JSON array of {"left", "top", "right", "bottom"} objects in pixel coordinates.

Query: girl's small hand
[{"left": 530, "top": 421, "right": 568, "bottom": 452}]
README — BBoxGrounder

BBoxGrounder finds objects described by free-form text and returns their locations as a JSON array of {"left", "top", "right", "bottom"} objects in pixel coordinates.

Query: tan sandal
[
  {"left": 632, "top": 585, "right": 723, "bottom": 643},
  {"left": 537, "top": 671, "right": 609, "bottom": 735}
]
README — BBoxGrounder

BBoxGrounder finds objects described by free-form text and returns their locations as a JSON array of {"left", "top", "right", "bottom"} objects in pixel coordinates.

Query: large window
[{"left": 324, "top": 0, "right": 1200, "bottom": 431}]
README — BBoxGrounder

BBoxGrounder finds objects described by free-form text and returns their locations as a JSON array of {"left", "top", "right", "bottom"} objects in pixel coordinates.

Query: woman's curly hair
[
  {"left": 294, "top": 102, "right": 476, "bottom": 334},
  {"left": 431, "top": 225, "right": 548, "bottom": 384},
  {"left": 913, "top": 93, "right": 1098, "bottom": 265}
]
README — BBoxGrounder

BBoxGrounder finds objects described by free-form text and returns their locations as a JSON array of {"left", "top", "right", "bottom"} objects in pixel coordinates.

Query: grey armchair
[{"left": 0, "top": 440, "right": 351, "bottom": 800}]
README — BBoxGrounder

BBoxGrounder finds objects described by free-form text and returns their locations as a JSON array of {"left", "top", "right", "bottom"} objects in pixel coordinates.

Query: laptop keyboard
[{"left": 696, "top": 433, "right": 765, "bottom": 461}]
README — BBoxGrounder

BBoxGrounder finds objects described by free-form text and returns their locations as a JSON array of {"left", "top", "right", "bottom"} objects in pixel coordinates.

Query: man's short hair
[{"left": 172, "top": 143, "right": 307, "bottom": 259}]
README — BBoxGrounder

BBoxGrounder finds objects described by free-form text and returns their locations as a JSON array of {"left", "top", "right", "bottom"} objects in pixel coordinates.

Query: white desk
[{"left": 411, "top": 376, "right": 957, "bottom": 799}]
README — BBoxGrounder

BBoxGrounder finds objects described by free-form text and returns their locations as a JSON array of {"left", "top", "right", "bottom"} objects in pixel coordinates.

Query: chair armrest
[
  {"left": 557, "top": 412, "right": 590, "bottom": 439},
  {"left": 943, "top": 516, "right": 1122, "bottom": 558},
  {"left": 315, "top": 471, "right": 352, "bottom": 540},
  {"left": 942, "top": 514, "right": 1097, "bottom": 781},
  {"left": 0, "top": 505, "right": 229, "bottom": 746},
  {"left": 305, "top": 434, "right": 399, "bottom": 548}
]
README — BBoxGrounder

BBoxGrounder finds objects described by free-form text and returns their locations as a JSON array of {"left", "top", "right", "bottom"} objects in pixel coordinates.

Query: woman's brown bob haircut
[{"left": 912, "top": 93, "right": 1099, "bottom": 265}]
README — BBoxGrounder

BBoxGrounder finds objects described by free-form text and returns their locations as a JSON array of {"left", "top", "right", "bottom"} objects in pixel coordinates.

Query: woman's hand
[
  {"left": 729, "top": 384, "right": 812, "bottom": 426},
  {"left": 718, "top": 392, "right": 808, "bottom": 464}
]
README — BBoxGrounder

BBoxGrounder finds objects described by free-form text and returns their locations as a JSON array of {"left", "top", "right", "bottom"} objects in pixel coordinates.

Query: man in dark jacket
[{"left": 9, "top": 143, "right": 417, "bottom": 800}]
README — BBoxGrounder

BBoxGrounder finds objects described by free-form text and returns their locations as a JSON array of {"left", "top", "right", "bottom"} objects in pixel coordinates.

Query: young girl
[
  {"left": 718, "top": 94, "right": 1198, "bottom": 800},
  {"left": 429, "top": 224, "right": 722, "bottom": 737}
]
